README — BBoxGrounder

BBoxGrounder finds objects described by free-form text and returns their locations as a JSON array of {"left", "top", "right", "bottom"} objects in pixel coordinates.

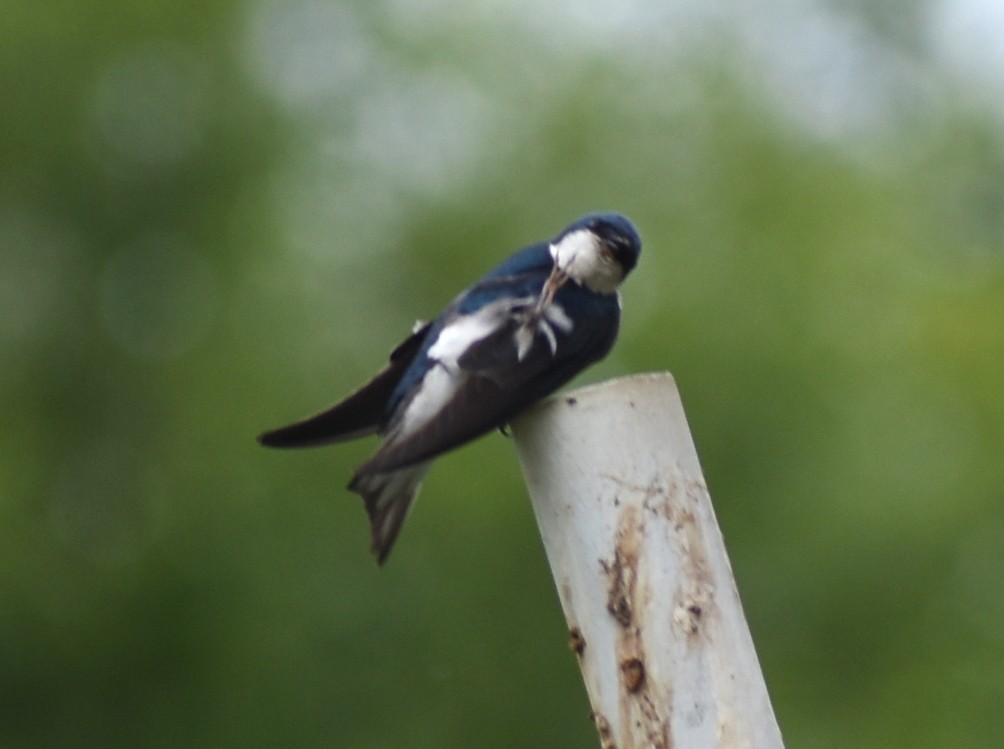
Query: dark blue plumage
[{"left": 259, "top": 212, "right": 641, "bottom": 563}]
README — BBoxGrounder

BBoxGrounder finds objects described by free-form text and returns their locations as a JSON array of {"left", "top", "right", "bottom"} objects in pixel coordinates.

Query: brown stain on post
[
  {"left": 592, "top": 711, "right": 617, "bottom": 749},
  {"left": 670, "top": 479, "right": 718, "bottom": 644},
  {"left": 568, "top": 626, "right": 586, "bottom": 656},
  {"left": 620, "top": 656, "right": 645, "bottom": 692},
  {"left": 590, "top": 473, "right": 723, "bottom": 749},
  {"left": 598, "top": 499, "right": 673, "bottom": 749},
  {"left": 602, "top": 543, "right": 636, "bottom": 628}
]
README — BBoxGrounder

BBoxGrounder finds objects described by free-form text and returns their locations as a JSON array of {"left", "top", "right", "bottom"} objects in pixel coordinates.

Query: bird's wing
[
  {"left": 355, "top": 290, "right": 619, "bottom": 474},
  {"left": 257, "top": 323, "right": 431, "bottom": 448},
  {"left": 349, "top": 304, "right": 615, "bottom": 565}
]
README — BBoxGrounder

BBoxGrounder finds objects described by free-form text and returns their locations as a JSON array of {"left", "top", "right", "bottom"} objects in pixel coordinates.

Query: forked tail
[{"left": 349, "top": 462, "right": 431, "bottom": 564}]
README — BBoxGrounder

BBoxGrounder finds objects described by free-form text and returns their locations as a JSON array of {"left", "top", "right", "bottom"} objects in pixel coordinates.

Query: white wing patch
[
  {"left": 395, "top": 363, "right": 459, "bottom": 436},
  {"left": 427, "top": 306, "right": 506, "bottom": 370},
  {"left": 402, "top": 297, "right": 531, "bottom": 436},
  {"left": 396, "top": 295, "right": 575, "bottom": 435}
]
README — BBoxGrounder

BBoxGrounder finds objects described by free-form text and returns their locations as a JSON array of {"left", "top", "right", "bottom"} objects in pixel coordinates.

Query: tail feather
[
  {"left": 349, "top": 462, "right": 431, "bottom": 565},
  {"left": 257, "top": 322, "right": 433, "bottom": 450}
]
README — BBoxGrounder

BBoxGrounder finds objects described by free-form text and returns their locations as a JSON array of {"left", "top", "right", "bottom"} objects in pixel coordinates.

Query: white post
[{"left": 511, "top": 373, "right": 784, "bottom": 749}]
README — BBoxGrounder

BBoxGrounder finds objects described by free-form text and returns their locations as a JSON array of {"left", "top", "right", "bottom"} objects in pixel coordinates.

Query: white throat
[{"left": 549, "top": 229, "right": 623, "bottom": 294}]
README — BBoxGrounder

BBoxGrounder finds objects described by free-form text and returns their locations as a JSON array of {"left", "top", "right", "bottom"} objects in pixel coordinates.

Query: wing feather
[
  {"left": 257, "top": 323, "right": 431, "bottom": 448},
  {"left": 355, "top": 290, "right": 619, "bottom": 474}
]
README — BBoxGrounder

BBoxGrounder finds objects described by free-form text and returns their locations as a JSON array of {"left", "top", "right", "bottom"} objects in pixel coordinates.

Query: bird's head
[{"left": 549, "top": 213, "right": 642, "bottom": 294}]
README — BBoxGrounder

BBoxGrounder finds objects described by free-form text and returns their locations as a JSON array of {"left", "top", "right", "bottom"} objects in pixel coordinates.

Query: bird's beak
[{"left": 536, "top": 264, "right": 569, "bottom": 314}]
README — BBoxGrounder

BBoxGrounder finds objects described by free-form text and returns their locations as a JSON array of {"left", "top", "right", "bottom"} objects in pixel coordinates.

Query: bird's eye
[{"left": 598, "top": 241, "right": 622, "bottom": 263}]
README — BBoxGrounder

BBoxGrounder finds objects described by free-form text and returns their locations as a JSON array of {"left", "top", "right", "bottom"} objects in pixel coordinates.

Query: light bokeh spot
[
  {"left": 99, "top": 235, "right": 218, "bottom": 360},
  {"left": 90, "top": 41, "right": 212, "bottom": 168}
]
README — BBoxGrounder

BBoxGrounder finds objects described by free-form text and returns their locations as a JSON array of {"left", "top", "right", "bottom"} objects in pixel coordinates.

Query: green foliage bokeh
[{"left": 3, "top": 1, "right": 1003, "bottom": 747}]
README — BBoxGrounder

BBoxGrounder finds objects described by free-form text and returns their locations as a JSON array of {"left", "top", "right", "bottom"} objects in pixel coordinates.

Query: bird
[{"left": 258, "top": 212, "right": 642, "bottom": 564}]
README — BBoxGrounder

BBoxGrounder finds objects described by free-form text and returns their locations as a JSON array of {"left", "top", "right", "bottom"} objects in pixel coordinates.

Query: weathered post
[{"left": 512, "top": 372, "right": 784, "bottom": 749}]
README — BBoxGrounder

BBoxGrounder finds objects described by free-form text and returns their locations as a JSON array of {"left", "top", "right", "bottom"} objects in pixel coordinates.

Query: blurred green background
[{"left": 3, "top": 0, "right": 1003, "bottom": 747}]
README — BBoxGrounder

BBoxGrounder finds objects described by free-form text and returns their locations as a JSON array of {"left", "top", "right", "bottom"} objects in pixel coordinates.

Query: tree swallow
[{"left": 258, "top": 212, "right": 641, "bottom": 564}]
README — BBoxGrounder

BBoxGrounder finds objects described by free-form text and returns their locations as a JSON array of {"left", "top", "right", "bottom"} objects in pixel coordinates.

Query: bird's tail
[{"left": 349, "top": 462, "right": 431, "bottom": 565}]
